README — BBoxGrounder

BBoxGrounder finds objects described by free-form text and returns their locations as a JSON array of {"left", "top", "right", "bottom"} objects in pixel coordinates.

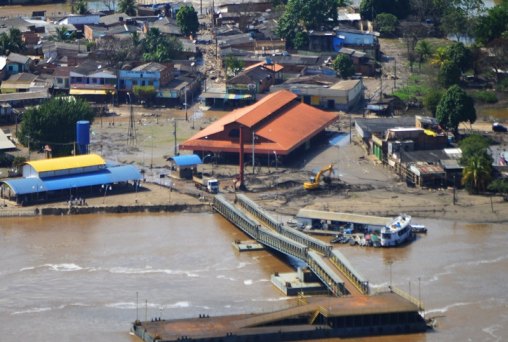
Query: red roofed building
[{"left": 179, "top": 90, "right": 339, "bottom": 165}]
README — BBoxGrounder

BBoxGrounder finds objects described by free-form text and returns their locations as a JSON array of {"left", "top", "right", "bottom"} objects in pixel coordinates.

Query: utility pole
[
  {"left": 127, "top": 92, "right": 137, "bottom": 145},
  {"left": 393, "top": 59, "right": 397, "bottom": 91},
  {"left": 27, "top": 135, "right": 31, "bottom": 160},
  {"left": 252, "top": 131, "right": 255, "bottom": 174},
  {"left": 184, "top": 87, "right": 188, "bottom": 121},
  {"left": 173, "top": 119, "right": 177, "bottom": 156}
]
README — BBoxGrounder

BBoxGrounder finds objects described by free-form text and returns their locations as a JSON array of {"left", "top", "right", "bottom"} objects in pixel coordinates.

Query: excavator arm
[{"left": 303, "top": 164, "right": 334, "bottom": 190}]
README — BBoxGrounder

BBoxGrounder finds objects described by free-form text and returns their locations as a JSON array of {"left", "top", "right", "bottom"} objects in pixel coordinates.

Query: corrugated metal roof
[
  {"left": 1, "top": 177, "right": 45, "bottom": 195},
  {"left": 2, "top": 165, "right": 141, "bottom": 195},
  {"left": 180, "top": 92, "right": 338, "bottom": 155},
  {"left": 26, "top": 154, "right": 106, "bottom": 172},
  {"left": 297, "top": 209, "right": 391, "bottom": 226},
  {"left": 168, "top": 154, "right": 202, "bottom": 167},
  {"left": 237, "top": 90, "right": 298, "bottom": 127},
  {"left": 0, "top": 129, "right": 16, "bottom": 150}
]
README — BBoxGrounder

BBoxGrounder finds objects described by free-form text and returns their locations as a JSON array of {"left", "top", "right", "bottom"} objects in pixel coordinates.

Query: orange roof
[
  {"left": 244, "top": 61, "right": 284, "bottom": 73},
  {"left": 180, "top": 90, "right": 339, "bottom": 155}
]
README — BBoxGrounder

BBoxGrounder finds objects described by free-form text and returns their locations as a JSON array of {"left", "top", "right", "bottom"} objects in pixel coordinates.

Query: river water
[{"left": 0, "top": 213, "right": 507, "bottom": 342}]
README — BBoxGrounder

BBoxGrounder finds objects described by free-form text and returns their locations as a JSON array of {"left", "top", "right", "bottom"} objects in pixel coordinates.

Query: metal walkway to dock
[{"left": 212, "top": 195, "right": 369, "bottom": 297}]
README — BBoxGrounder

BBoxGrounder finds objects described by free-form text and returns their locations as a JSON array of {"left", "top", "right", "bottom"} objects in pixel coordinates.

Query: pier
[
  {"left": 213, "top": 194, "right": 369, "bottom": 296},
  {"left": 132, "top": 194, "right": 429, "bottom": 342}
]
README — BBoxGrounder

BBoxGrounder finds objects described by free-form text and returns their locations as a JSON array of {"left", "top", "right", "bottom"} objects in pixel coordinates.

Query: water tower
[{"left": 76, "top": 120, "right": 90, "bottom": 155}]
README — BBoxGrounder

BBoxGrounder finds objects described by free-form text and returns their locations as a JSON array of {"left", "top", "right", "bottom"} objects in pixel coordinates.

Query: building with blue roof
[
  {"left": 167, "top": 154, "right": 202, "bottom": 179},
  {"left": 0, "top": 154, "right": 142, "bottom": 206}
]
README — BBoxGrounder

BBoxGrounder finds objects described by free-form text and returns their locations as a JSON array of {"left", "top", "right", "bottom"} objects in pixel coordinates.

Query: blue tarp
[
  {"left": 168, "top": 154, "right": 202, "bottom": 167},
  {"left": 1, "top": 165, "right": 141, "bottom": 195}
]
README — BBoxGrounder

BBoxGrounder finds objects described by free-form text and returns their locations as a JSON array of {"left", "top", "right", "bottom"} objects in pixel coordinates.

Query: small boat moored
[{"left": 380, "top": 214, "right": 413, "bottom": 247}]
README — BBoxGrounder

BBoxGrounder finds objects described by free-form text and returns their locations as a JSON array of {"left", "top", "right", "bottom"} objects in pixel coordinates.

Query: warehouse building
[{"left": 0, "top": 154, "right": 141, "bottom": 205}]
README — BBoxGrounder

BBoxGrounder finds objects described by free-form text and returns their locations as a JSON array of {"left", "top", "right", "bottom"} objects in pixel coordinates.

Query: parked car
[{"left": 492, "top": 122, "right": 507, "bottom": 132}]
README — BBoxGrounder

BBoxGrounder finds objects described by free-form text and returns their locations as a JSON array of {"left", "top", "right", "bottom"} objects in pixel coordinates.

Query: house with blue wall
[{"left": 0, "top": 53, "right": 31, "bottom": 80}]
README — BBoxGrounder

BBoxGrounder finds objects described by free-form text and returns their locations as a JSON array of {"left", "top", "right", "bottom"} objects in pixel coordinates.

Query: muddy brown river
[{"left": 0, "top": 213, "right": 507, "bottom": 341}]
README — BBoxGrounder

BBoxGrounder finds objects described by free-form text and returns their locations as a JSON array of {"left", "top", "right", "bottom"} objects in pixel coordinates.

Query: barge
[{"left": 131, "top": 292, "right": 428, "bottom": 342}]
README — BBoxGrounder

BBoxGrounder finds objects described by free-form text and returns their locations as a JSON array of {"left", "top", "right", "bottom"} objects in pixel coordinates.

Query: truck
[{"left": 193, "top": 174, "right": 219, "bottom": 193}]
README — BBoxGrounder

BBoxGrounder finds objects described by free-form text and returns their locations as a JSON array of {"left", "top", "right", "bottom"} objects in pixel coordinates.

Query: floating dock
[
  {"left": 231, "top": 240, "right": 264, "bottom": 252},
  {"left": 131, "top": 292, "right": 428, "bottom": 342}
]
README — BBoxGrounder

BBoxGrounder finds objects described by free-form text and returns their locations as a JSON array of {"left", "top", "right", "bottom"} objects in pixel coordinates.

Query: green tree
[
  {"left": 415, "top": 39, "right": 433, "bottom": 70},
  {"left": 423, "top": 88, "right": 444, "bottom": 116},
  {"left": 475, "top": 2, "right": 508, "bottom": 44},
  {"left": 276, "top": 0, "right": 339, "bottom": 47},
  {"left": 374, "top": 13, "right": 399, "bottom": 37},
  {"left": 72, "top": 0, "right": 88, "bottom": 14},
  {"left": 446, "top": 42, "right": 471, "bottom": 72},
  {"left": 359, "top": 0, "right": 411, "bottom": 20},
  {"left": 332, "top": 54, "right": 355, "bottom": 79},
  {"left": 176, "top": 5, "right": 199, "bottom": 38},
  {"left": 440, "top": 9, "right": 469, "bottom": 41},
  {"left": 18, "top": 97, "right": 95, "bottom": 156},
  {"left": 293, "top": 31, "right": 309, "bottom": 50},
  {"left": 133, "top": 85, "right": 157, "bottom": 107},
  {"left": 0, "top": 28, "right": 24, "bottom": 55},
  {"left": 224, "top": 55, "right": 244, "bottom": 77},
  {"left": 142, "top": 28, "right": 182, "bottom": 62},
  {"left": 487, "top": 179, "right": 508, "bottom": 195},
  {"left": 461, "top": 154, "right": 492, "bottom": 193},
  {"left": 118, "top": 0, "right": 136, "bottom": 16},
  {"left": 51, "top": 26, "right": 76, "bottom": 42},
  {"left": 438, "top": 61, "right": 461, "bottom": 87},
  {"left": 436, "top": 85, "right": 476, "bottom": 134},
  {"left": 458, "top": 134, "right": 492, "bottom": 165}
]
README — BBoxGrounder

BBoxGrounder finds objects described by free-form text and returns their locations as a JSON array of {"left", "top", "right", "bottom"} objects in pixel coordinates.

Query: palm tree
[
  {"left": 431, "top": 46, "right": 448, "bottom": 67},
  {"left": 118, "top": 0, "right": 136, "bottom": 16},
  {"left": 51, "top": 26, "right": 75, "bottom": 42},
  {"left": 415, "top": 40, "right": 433, "bottom": 71},
  {"left": 462, "top": 155, "right": 492, "bottom": 194}
]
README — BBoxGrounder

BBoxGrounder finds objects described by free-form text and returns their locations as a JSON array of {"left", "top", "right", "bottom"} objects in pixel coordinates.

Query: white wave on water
[
  {"left": 11, "top": 307, "right": 52, "bottom": 315},
  {"left": 19, "top": 266, "right": 35, "bottom": 271},
  {"left": 369, "top": 282, "right": 389, "bottom": 289},
  {"left": 20, "top": 263, "right": 85, "bottom": 272},
  {"left": 108, "top": 266, "right": 199, "bottom": 278},
  {"left": 106, "top": 302, "right": 136, "bottom": 310},
  {"left": 482, "top": 324, "right": 502, "bottom": 342},
  {"left": 425, "top": 255, "right": 508, "bottom": 284},
  {"left": 216, "top": 274, "right": 236, "bottom": 281},
  {"left": 425, "top": 301, "right": 473, "bottom": 315},
  {"left": 243, "top": 279, "right": 253, "bottom": 285},
  {"left": 251, "top": 297, "right": 292, "bottom": 302},
  {"left": 163, "top": 301, "right": 190, "bottom": 309}
]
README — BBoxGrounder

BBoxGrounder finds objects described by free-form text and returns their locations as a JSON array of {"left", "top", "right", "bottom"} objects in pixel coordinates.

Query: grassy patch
[
  {"left": 393, "top": 75, "right": 432, "bottom": 101},
  {"left": 472, "top": 90, "right": 498, "bottom": 104}
]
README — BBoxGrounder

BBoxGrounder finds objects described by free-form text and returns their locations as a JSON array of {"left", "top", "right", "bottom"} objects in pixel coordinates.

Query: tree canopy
[
  {"left": 18, "top": 97, "right": 95, "bottom": 156},
  {"left": 374, "top": 13, "right": 399, "bottom": 37},
  {"left": 332, "top": 54, "right": 355, "bottom": 79},
  {"left": 0, "top": 28, "right": 24, "bottom": 55},
  {"left": 475, "top": 2, "right": 508, "bottom": 44},
  {"left": 142, "top": 28, "right": 182, "bottom": 62},
  {"left": 435, "top": 85, "right": 476, "bottom": 133},
  {"left": 118, "top": 0, "right": 136, "bottom": 16},
  {"left": 176, "top": 5, "right": 199, "bottom": 38},
  {"left": 359, "top": 0, "right": 411, "bottom": 21},
  {"left": 72, "top": 0, "right": 88, "bottom": 14},
  {"left": 276, "top": 0, "right": 340, "bottom": 47}
]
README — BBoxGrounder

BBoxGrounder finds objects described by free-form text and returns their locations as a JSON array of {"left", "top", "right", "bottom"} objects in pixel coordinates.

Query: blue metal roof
[
  {"left": 1, "top": 165, "right": 141, "bottom": 195},
  {"left": 1, "top": 177, "right": 45, "bottom": 195},
  {"left": 168, "top": 154, "right": 202, "bottom": 167}
]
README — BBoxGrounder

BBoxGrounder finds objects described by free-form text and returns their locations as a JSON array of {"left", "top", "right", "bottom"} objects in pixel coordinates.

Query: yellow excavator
[{"left": 303, "top": 164, "right": 334, "bottom": 190}]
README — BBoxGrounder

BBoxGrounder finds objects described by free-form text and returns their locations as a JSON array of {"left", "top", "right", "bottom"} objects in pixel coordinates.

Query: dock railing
[{"left": 392, "top": 287, "right": 425, "bottom": 312}]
